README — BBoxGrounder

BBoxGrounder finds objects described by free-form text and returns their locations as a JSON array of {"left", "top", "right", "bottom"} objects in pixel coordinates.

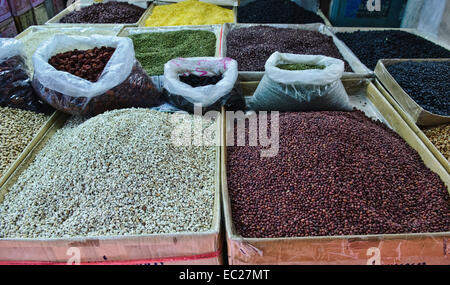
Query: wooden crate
[{"left": 221, "top": 79, "right": 450, "bottom": 265}]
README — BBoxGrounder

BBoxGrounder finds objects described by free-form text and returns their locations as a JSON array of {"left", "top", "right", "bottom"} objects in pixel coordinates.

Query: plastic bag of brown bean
[
  {"left": 0, "top": 39, "right": 53, "bottom": 114},
  {"left": 162, "top": 57, "right": 245, "bottom": 113},
  {"left": 32, "top": 35, "right": 162, "bottom": 117},
  {"left": 248, "top": 52, "right": 352, "bottom": 112}
]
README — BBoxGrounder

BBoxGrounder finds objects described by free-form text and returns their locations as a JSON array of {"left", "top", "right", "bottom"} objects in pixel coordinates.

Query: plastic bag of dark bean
[
  {"left": 248, "top": 52, "right": 352, "bottom": 112},
  {"left": 0, "top": 39, "right": 53, "bottom": 114},
  {"left": 162, "top": 57, "right": 245, "bottom": 113},
  {"left": 32, "top": 35, "right": 162, "bottom": 117}
]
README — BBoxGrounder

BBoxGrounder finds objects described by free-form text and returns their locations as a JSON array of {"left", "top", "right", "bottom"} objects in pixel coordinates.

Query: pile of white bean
[{"left": 0, "top": 109, "right": 217, "bottom": 238}]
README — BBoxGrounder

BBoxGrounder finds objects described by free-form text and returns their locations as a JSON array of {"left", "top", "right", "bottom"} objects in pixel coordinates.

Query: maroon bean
[{"left": 227, "top": 111, "right": 450, "bottom": 238}]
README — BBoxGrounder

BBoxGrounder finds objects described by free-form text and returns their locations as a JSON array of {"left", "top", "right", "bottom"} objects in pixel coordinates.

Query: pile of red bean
[
  {"left": 227, "top": 111, "right": 450, "bottom": 238},
  {"left": 49, "top": 47, "right": 115, "bottom": 82}
]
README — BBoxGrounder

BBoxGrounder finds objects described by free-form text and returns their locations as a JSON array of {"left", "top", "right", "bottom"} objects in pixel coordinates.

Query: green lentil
[
  {"left": 129, "top": 30, "right": 217, "bottom": 76},
  {"left": 276, "top": 63, "right": 325, "bottom": 71}
]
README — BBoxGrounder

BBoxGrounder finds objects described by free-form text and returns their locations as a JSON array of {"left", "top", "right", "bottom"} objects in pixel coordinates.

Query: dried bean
[
  {"left": 227, "top": 111, "right": 450, "bottom": 238},
  {"left": 0, "top": 55, "right": 53, "bottom": 114},
  {"left": 59, "top": 2, "right": 145, "bottom": 24},
  {"left": 238, "top": 0, "right": 324, "bottom": 24},
  {"left": 227, "top": 26, "right": 351, "bottom": 71},
  {"left": 34, "top": 62, "right": 162, "bottom": 117},
  {"left": 386, "top": 61, "right": 450, "bottom": 116},
  {"left": 0, "top": 107, "right": 49, "bottom": 177},
  {"left": 336, "top": 30, "right": 450, "bottom": 70}
]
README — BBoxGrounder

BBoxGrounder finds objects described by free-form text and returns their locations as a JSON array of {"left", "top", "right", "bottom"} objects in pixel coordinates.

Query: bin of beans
[
  {"left": 18, "top": 26, "right": 122, "bottom": 73},
  {"left": 224, "top": 24, "right": 353, "bottom": 73},
  {"left": 125, "top": 27, "right": 219, "bottom": 76},
  {"left": 422, "top": 124, "right": 450, "bottom": 162},
  {"left": 375, "top": 59, "right": 450, "bottom": 126},
  {"left": 0, "top": 108, "right": 221, "bottom": 264},
  {"left": 334, "top": 29, "right": 450, "bottom": 71},
  {"left": 0, "top": 106, "right": 49, "bottom": 179},
  {"left": 222, "top": 79, "right": 450, "bottom": 265},
  {"left": 32, "top": 35, "right": 162, "bottom": 117},
  {"left": 50, "top": 1, "right": 148, "bottom": 24},
  {"left": 163, "top": 57, "right": 244, "bottom": 113},
  {"left": 0, "top": 38, "right": 53, "bottom": 114},
  {"left": 247, "top": 52, "right": 352, "bottom": 111},
  {"left": 144, "top": 0, "right": 234, "bottom": 27},
  {"left": 237, "top": 0, "right": 325, "bottom": 24}
]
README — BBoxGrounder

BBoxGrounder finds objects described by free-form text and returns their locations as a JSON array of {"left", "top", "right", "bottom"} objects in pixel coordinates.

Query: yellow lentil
[{"left": 145, "top": 0, "right": 234, "bottom": 27}]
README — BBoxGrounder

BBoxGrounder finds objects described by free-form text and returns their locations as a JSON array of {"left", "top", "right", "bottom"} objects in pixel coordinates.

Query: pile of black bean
[
  {"left": 227, "top": 26, "right": 351, "bottom": 71},
  {"left": 387, "top": 61, "right": 449, "bottom": 116},
  {"left": 179, "top": 74, "right": 223, "bottom": 87},
  {"left": 237, "top": 0, "right": 324, "bottom": 24},
  {"left": 227, "top": 111, "right": 450, "bottom": 238},
  {"left": 336, "top": 30, "right": 450, "bottom": 70},
  {"left": 59, "top": 2, "right": 146, "bottom": 24}
]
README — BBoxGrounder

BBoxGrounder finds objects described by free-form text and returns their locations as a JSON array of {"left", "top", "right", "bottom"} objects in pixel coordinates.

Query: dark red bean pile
[
  {"left": 387, "top": 61, "right": 449, "bottom": 116},
  {"left": 59, "top": 2, "right": 145, "bottom": 24},
  {"left": 227, "top": 26, "right": 351, "bottom": 71},
  {"left": 49, "top": 47, "right": 115, "bottom": 83},
  {"left": 237, "top": 0, "right": 324, "bottom": 24},
  {"left": 179, "top": 74, "right": 223, "bottom": 87},
  {"left": 336, "top": 30, "right": 450, "bottom": 70},
  {"left": 227, "top": 111, "right": 450, "bottom": 238},
  {"left": 0, "top": 55, "right": 53, "bottom": 114}
]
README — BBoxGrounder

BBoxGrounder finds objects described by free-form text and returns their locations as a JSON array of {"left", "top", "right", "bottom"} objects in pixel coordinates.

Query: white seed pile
[
  {"left": 0, "top": 108, "right": 217, "bottom": 238},
  {"left": 0, "top": 107, "right": 48, "bottom": 177}
]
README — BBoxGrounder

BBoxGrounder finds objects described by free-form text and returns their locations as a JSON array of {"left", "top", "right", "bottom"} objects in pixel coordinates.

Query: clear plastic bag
[
  {"left": 32, "top": 34, "right": 162, "bottom": 116},
  {"left": 163, "top": 57, "right": 244, "bottom": 113},
  {"left": 0, "top": 39, "right": 53, "bottom": 114},
  {"left": 247, "top": 52, "right": 352, "bottom": 112}
]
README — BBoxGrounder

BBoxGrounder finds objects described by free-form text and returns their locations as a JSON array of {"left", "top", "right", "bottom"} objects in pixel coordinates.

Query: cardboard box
[
  {"left": 221, "top": 79, "right": 450, "bottom": 265},
  {"left": 33, "top": 3, "right": 49, "bottom": 25},
  {"left": 13, "top": 9, "right": 35, "bottom": 32},
  {"left": 221, "top": 23, "right": 374, "bottom": 80},
  {"left": 0, "top": 113, "right": 223, "bottom": 265}
]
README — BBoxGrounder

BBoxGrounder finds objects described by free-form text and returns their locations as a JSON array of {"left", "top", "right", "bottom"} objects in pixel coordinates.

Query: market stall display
[{"left": 144, "top": 0, "right": 234, "bottom": 27}]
